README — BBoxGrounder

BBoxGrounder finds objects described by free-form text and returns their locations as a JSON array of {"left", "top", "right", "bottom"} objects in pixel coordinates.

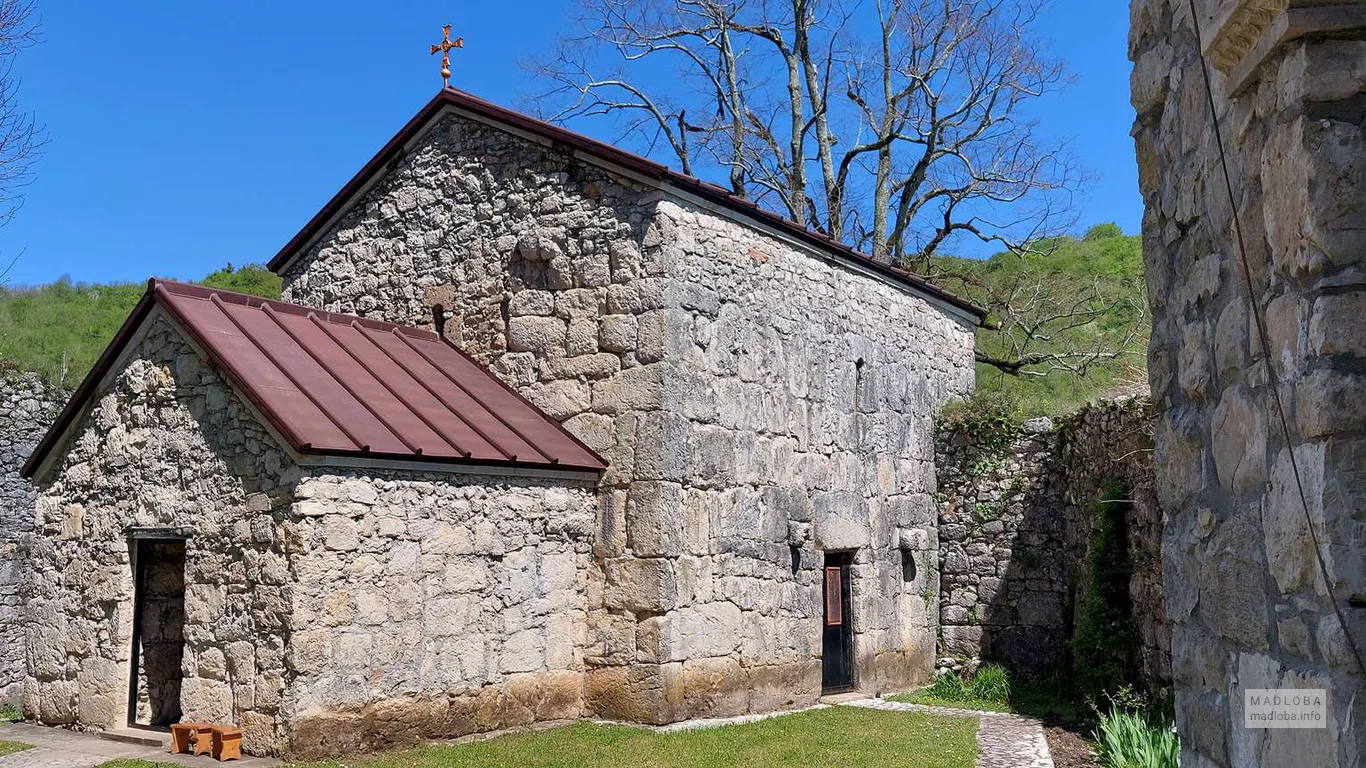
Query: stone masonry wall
[
  {"left": 1130, "top": 1, "right": 1366, "bottom": 764},
  {"left": 0, "top": 372, "right": 64, "bottom": 705},
  {"left": 25, "top": 314, "right": 299, "bottom": 755},
  {"left": 279, "top": 107, "right": 976, "bottom": 723},
  {"left": 936, "top": 399, "right": 1169, "bottom": 690},
  {"left": 625, "top": 199, "right": 974, "bottom": 719},
  {"left": 283, "top": 469, "right": 597, "bottom": 757}
]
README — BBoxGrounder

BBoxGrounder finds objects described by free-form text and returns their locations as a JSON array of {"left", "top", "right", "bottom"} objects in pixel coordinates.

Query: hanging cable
[{"left": 1185, "top": 0, "right": 1366, "bottom": 679}]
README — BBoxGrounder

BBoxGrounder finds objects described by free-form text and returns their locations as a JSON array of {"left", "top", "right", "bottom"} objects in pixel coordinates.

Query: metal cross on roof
[{"left": 430, "top": 24, "right": 464, "bottom": 89}]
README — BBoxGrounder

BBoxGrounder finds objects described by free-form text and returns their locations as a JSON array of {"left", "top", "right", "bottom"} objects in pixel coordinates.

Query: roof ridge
[
  {"left": 149, "top": 279, "right": 437, "bottom": 338},
  {"left": 262, "top": 90, "right": 987, "bottom": 322}
]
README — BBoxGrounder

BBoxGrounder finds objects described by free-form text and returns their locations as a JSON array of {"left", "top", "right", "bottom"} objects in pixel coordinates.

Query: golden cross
[{"left": 430, "top": 24, "right": 464, "bottom": 89}]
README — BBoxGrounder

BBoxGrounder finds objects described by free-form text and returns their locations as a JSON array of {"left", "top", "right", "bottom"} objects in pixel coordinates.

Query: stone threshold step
[{"left": 98, "top": 727, "right": 171, "bottom": 748}]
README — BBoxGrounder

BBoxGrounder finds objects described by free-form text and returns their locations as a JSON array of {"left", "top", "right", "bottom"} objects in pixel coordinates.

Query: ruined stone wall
[
  {"left": 936, "top": 400, "right": 1169, "bottom": 690},
  {"left": 279, "top": 108, "right": 976, "bottom": 724},
  {"left": 0, "top": 372, "right": 65, "bottom": 705},
  {"left": 1130, "top": 1, "right": 1366, "bottom": 764},
  {"left": 282, "top": 469, "right": 597, "bottom": 757},
  {"left": 24, "top": 314, "right": 298, "bottom": 754}
]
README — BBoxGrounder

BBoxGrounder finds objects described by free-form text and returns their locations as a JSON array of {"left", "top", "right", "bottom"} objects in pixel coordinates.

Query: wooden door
[{"left": 821, "top": 552, "right": 854, "bottom": 693}]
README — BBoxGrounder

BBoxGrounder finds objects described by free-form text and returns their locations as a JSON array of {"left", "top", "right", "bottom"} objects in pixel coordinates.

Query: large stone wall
[
  {"left": 283, "top": 468, "right": 597, "bottom": 757},
  {"left": 1130, "top": 1, "right": 1366, "bottom": 765},
  {"left": 636, "top": 199, "right": 970, "bottom": 716},
  {"left": 0, "top": 372, "right": 65, "bottom": 705},
  {"left": 279, "top": 108, "right": 976, "bottom": 723},
  {"left": 25, "top": 314, "right": 298, "bottom": 753},
  {"left": 935, "top": 400, "right": 1169, "bottom": 689}
]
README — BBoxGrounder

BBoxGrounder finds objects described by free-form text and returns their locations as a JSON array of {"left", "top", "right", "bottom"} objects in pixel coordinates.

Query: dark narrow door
[
  {"left": 127, "top": 539, "right": 187, "bottom": 727},
  {"left": 821, "top": 552, "right": 854, "bottom": 693}
]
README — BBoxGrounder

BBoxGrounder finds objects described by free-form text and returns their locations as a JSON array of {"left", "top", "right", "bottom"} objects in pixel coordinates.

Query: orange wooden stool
[
  {"left": 169, "top": 722, "right": 212, "bottom": 755},
  {"left": 208, "top": 724, "right": 243, "bottom": 762}
]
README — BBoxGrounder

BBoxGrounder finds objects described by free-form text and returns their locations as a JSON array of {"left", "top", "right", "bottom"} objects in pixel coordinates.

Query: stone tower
[{"left": 1130, "top": 1, "right": 1366, "bottom": 765}]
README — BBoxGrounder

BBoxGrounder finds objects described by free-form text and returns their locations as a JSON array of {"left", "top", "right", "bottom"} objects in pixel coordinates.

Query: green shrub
[
  {"left": 1093, "top": 707, "right": 1179, "bottom": 768},
  {"left": 969, "top": 663, "right": 1011, "bottom": 702},
  {"left": 924, "top": 670, "right": 968, "bottom": 700},
  {"left": 1072, "top": 480, "right": 1138, "bottom": 699},
  {"left": 937, "top": 390, "right": 1022, "bottom": 441},
  {"left": 0, "top": 703, "right": 19, "bottom": 723}
]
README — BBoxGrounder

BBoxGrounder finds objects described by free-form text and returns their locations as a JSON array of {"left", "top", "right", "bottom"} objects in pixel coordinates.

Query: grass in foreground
[
  {"left": 0, "top": 740, "right": 31, "bottom": 756},
  {"left": 97, "top": 707, "right": 977, "bottom": 768},
  {"left": 294, "top": 707, "right": 976, "bottom": 768},
  {"left": 889, "top": 665, "right": 1090, "bottom": 727}
]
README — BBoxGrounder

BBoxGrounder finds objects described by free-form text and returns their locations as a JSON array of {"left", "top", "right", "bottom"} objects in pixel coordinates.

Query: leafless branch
[
  {"left": 0, "top": 0, "right": 41, "bottom": 285},
  {"left": 527, "top": 0, "right": 1127, "bottom": 378}
]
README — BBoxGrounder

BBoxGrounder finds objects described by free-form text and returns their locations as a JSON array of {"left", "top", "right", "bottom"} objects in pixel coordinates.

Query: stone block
[
  {"left": 585, "top": 662, "right": 682, "bottom": 724},
  {"left": 567, "top": 320, "right": 599, "bottom": 357},
  {"left": 507, "top": 316, "right": 567, "bottom": 355},
  {"left": 682, "top": 656, "right": 748, "bottom": 718},
  {"left": 635, "top": 311, "right": 667, "bottom": 363},
  {"left": 605, "top": 557, "right": 677, "bottom": 612},
  {"left": 1298, "top": 370, "right": 1366, "bottom": 438},
  {"left": 811, "top": 495, "right": 869, "bottom": 551},
  {"left": 1210, "top": 386, "right": 1267, "bottom": 493},
  {"left": 525, "top": 380, "right": 591, "bottom": 420},
  {"left": 627, "top": 481, "right": 684, "bottom": 557},
  {"left": 632, "top": 410, "right": 686, "bottom": 481},
  {"left": 598, "top": 314, "right": 637, "bottom": 354},
  {"left": 592, "top": 365, "right": 664, "bottom": 414},
  {"left": 542, "top": 353, "right": 622, "bottom": 381},
  {"left": 677, "top": 602, "right": 743, "bottom": 658},
  {"left": 685, "top": 426, "right": 736, "bottom": 488},
  {"left": 940, "top": 625, "right": 983, "bottom": 658}
]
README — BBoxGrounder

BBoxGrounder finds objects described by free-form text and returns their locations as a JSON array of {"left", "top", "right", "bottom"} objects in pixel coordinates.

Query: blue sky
[{"left": 1, "top": 1, "right": 1139, "bottom": 287}]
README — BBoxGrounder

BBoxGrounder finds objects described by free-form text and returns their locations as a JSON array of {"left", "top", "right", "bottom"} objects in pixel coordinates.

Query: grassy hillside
[
  {"left": 1, "top": 228, "right": 1146, "bottom": 415},
  {"left": 0, "top": 265, "right": 281, "bottom": 389},
  {"left": 933, "top": 223, "right": 1148, "bottom": 416}
]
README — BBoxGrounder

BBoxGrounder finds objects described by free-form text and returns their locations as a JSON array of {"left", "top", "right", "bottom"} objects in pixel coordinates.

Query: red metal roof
[
  {"left": 22, "top": 280, "right": 606, "bottom": 477},
  {"left": 266, "top": 88, "right": 987, "bottom": 323}
]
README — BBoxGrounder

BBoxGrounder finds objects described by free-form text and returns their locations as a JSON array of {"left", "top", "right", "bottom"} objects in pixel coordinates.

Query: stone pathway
[
  {"left": 846, "top": 699, "right": 1054, "bottom": 768},
  {"left": 0, "top": 723, "right": 278, "bottom": 767}
]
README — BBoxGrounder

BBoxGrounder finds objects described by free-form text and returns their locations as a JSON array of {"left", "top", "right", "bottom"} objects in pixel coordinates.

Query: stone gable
[{"left": 24, "top": 313, "right": 297, "bottom": 752}]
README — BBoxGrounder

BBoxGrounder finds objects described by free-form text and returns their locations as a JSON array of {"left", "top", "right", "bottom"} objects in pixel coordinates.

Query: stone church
[{"left": 19, "top": 89, "right": 982, "bottom": 756}]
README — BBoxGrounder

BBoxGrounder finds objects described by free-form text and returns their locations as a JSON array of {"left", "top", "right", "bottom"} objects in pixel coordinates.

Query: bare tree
[
  {"left": 924, "top": 257, "right": 1146, "bottom": 379},
  {"left": 0, "top": 0, "right": 40, "bottom": 285},
  {"left": 528, "top": 0, "right": 1107, "bottom": 376}
]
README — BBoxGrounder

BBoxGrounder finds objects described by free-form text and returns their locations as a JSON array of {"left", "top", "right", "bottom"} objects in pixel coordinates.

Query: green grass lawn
[
  {"left": 890, "top": 683, "right": 1090, "bottom": 726},
  {"left": 0, "top": 740, "right": 31, "bottom": 756},
  {"left": 95, "top": 706, "right": 976, "bottom": 768}
]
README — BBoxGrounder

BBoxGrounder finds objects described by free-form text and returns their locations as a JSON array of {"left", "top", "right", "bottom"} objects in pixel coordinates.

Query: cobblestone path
[{"left": 846, "top": 698, "right": 1055, "bottom": 768}]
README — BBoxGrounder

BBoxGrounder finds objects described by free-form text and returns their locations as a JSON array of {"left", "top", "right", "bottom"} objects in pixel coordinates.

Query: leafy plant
[
  {"left": 0, "top": 703, "right": 19, "bottom": 723},
  {"left": 971, "top": 502, "right": 1001, "bottom": 522},
  {"left": 1071, "top": 480, "right": 1139, "bottom": 700},
  {"left": 924, "top": 670, "right": 968, "bottom": 701},
  {"left": 1093, "top": 706, "right": 1179, "bottom": 768},
  {"left": 936, "top": 390, "right": 1023, "bottom": 450},
  {"left": 968, "top": 663, "right": 1011, "bottom": 703}
]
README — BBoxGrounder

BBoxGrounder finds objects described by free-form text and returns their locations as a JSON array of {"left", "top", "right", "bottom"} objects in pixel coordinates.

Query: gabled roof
[
  {"left": 267, "top": 88, "right": 987, "bottom": 324},
  {"left": 22, "top": 280, "right": 607, "bottom": 479}
]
